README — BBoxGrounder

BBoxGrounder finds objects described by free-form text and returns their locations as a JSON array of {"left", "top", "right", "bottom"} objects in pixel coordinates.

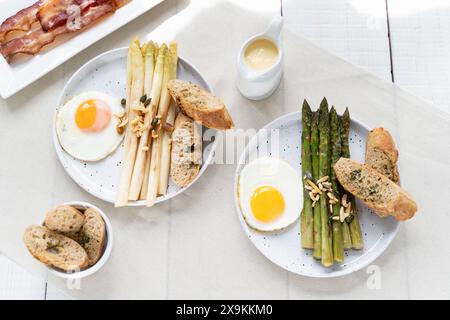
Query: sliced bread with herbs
[
  {"left": 334, "top": 158, "right": 417, "bottom": 221},
  {"left": 44, "top": 205, "right": 85, "bottom": 233},
  {"left": 365, "top": 127, "right": 400, "bottom": 183},
  {"left": 170, "top": 112, "right": 202, "bottom": 187},
  {"left": 167, "top": 79, "right": 234, "bottom": 130},
  {"left": 23, "top": 225, "right": 88, "bottom": 271},
  {"left": 79, "top": 208, "right": 106, "bottom": 266}
]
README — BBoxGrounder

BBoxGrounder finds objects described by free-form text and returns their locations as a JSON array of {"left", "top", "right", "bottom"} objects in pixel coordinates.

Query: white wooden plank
[
  {"left": 0, "top": 254, "right": 46, "bottom": 300},
  {"left": 388, "top": 0, "right": 450, "bottom": 113},
  {"left": 45, "top": 284, "right": 73, "bottom": 300},
  {"left": 283, "top": 0, "right": 392, "bottom": 81},
  {"left": 387, "top": 0, "right": 450, "bottom": 299}
]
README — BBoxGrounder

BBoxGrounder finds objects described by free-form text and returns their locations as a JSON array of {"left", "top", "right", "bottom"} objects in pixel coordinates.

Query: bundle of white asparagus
[{"left": 115, "top": 38, "right": 178, "bottom": 207}]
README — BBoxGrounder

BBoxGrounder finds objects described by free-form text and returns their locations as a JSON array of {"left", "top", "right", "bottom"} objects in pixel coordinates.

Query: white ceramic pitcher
[{"left": 236, "top": 16, "right": 284, "bottom": 101}]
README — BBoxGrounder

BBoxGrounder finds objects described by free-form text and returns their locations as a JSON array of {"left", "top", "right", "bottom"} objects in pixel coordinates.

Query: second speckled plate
[
  {"left": 53, "top": 47, "right": 216, "bottom": 205},
  {"left": 234, "top": 111, "right": 399, "bottom": 278}
]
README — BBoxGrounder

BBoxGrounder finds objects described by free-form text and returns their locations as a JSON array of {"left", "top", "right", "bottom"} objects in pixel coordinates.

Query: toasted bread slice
[
  {"left": 44, "top": 205, "right": 84, "bottom": 233},
  {"left": 170, "top": 112, "right": 202, "bottom": 187},
  {"left": 62, "top": 231, "right": 81, "bottom": 242},
  {"left": 23, "top": 225, "right": 88, "bottom": 271},
  {"left": 79, "top": 208, "right": 106, "bottom": 266},
  {"left": 334, "top": 158, "right": 417, "bottom": 221},
  {"left": 167, "top": 79, "right": 234, "bottom": 130},
  {"left": 366, "top": 127, "right": 400, "bottom": 183}
]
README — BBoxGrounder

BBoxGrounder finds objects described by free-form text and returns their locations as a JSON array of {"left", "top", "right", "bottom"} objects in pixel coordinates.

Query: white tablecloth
[{"left": 1, "top": 0, "right": 449, "bottom": 299}]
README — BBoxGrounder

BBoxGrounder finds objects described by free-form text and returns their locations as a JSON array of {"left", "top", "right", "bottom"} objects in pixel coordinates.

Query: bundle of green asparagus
[{"left": 300, "top": 98, "right": 364, "bottom": 267}]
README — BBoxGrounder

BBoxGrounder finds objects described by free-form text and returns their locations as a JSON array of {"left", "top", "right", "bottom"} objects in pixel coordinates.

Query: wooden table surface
[{"left": 1, "top": 0, "right": 449, "bottom": 299}]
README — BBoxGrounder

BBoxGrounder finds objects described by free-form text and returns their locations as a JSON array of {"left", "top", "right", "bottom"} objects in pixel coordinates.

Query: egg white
[
  {"left": 238, "top": 157, "right": 303, "bottom": 232},
  {"left": 56, "top": 91, "right": 125, "bottom": 162}
]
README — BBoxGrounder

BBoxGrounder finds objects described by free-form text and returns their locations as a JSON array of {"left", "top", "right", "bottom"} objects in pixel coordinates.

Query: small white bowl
[{"left": 44, "top": 201, "right": 113, "bottom": 279}]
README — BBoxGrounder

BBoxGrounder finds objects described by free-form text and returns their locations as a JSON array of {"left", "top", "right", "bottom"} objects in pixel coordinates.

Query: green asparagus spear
[
  {"left": 311, "top": 111, "right": 321, "bottom": 259},
  {"left": 338, "top": 111, "right": 353, "bottom": 249},
  {"left": 330, "top": 107, "right": 344, "bottom": 262},
  {"left": 342, "top": 211, "right": 352, "bottom": 249},
  {"left": 319, "top": 98, "right": 333, "bottom": 267},
  {"left": 341, "top": 108, "right": 364, "bottom": 250},
  {"left": 301, "top": 100, "right": 314, "bottom": 249}
]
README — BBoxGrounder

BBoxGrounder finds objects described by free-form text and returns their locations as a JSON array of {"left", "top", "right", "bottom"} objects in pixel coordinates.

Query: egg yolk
[
  {"left": 250, "top": 186, "right": 285, "bottom": 222},
  {"left": 75, "top": 99, "right": 111, "bottom": 132}
]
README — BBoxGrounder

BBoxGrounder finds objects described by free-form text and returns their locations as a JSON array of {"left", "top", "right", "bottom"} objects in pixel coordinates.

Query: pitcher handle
[{"left": 264, "top": 16, "right": 283, "bottom": 40}]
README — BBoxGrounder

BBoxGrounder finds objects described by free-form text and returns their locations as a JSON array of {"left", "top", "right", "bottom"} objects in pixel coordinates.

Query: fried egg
[
  {"left": 238, "top": 157, "right": 303, "bottom": 231},
  {"left": 56, "top": 91, "right": 124, "bottom": 161}
]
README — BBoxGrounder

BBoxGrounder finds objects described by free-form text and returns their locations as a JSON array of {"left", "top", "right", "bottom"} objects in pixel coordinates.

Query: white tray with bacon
[{"left": 0, "top": 0, "right": 164, "bottom": 98}]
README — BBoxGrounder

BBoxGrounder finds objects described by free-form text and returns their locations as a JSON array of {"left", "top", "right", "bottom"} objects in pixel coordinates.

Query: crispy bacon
[
  {"left": 1, "top": 2, "right": 117, "bottom": 63},
  {"left": 36, "top": 0, "right": 75, "bottom": 31},
  {"left": 76, "top": 0, "right": 100, "bottom": 14},
  {"left": 0, "top": 1, "right": 44, "bottom": 44},
  {"left": 36, "top": 0, "right": 111, "bottom": 32}
]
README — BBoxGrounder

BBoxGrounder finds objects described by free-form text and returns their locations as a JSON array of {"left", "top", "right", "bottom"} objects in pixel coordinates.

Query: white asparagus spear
[
  {"left": 158, "top": 42, "right": 178, "bottom": 123},
  {"left": 139, "top": 44, "right": 159, "bottom": 200},
  {"left": 115, "top": 38, "right": 144, "bottom": 207},
  {"left": 158, "top": 42, "right": 178, "bottom": 195},
  {"left": 129, "top": 41, "right": 154, "bottom": 200},
  {"left": 158, "top": 102, "right": 176, "bottom": 195},
  {"left": 125, "top": 45, "right": 132, "bottom": 114},
  {"left": 140, "top": 140, "right": 151, "bottom": 199},
  {"left": 146, "top": 43, "right": 177, "bottom": 205},
  {"left": 128, "top": 44, "right": 166, "bottom": 200},
  {"left": 146, "top": 132, "right": 163, "bottom": 206}
]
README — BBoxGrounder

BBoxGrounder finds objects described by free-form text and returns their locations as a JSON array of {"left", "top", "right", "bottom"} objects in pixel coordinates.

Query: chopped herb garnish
[
  {"left": 304, "top": 171, "right": 313, "bottom": 181},
  {"left": 188, "top": 161, "right": 199, "bottom": 169},
  {"left": 79, "top": 233, "right": 90, "bottom": 246},
  {"left": 46, "top": 241, "right": 60, "bottom": 253},
  {"left": 350, "top": 169, "right": 362, "bottom": 182},
  {"left": 151, "top": 117, "right": 159, "bottom": 129},
  {"left": 345, "top": 215, "right": 354, "bottom": 223},
  {"left": 185, "top": 144, "right": 195, "bottom": 153}
]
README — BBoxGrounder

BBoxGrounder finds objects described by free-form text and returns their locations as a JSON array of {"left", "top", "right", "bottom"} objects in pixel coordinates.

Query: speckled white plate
[
  {"left": 53, "top": 47, "right": 217, "bottom": 205},
  {"left": 234, "top": 111, "right": 399, "bottom": 278}
]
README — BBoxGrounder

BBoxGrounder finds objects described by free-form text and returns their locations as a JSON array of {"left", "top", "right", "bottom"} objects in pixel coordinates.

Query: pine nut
[
  {"left": 345, "top": 202, "right": 352, "bottom": 215},
  {"left": 322, "top": 182, "right": 332, "bottom": 189},
  {"left": 306, "top": 180, "right": 322, "bottom": 194},
  {"left": 339, "top": 207, "right": 345, "bottom": 223}
]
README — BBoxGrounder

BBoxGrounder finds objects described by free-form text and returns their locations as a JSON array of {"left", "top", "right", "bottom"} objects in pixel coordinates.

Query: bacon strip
[
  {"left": 36, "top": 0, "right": 75, "bottom": 32},
  {"left": 0, "top": 1, "right": 45, "bottom": 44},
  {"left": 110, "top": 0, "right": 129, "bottom": 8},
  {"left": 36, "top": 0, "right": 107, "bottom": 32},
  {"left": 1, "top": 2, "right": 117, "bottom": 63}
]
